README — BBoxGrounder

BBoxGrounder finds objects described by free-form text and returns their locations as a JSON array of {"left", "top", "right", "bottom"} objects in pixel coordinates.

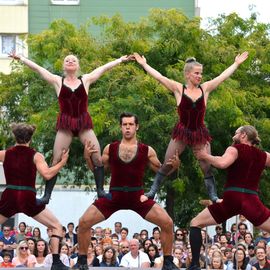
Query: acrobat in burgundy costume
[
  {"left": 146, "top": 85, "right": 218, "bottom": 202},
  {"left": 38, "top": 77, "right": 105, "bottom": 204},
  {"left": 189, "top": 143, "right": 270, "bottom": 270},
  {"left": 0, "top": 146, "right": 45, "bottom": 217},
  {"left": 93, "top": 141, "right": 155, "bottom": 218}
]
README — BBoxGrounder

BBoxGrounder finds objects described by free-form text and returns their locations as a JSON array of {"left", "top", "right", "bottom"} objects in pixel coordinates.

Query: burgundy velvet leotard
[
  {"left": 172, "top": 85, "right": 211, "bottom": 145},
  {"left": 56, "top": 77, "right": 93, "bottom": 136}
]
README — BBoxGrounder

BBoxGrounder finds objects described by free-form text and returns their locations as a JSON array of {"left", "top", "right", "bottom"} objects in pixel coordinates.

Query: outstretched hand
[
  {"left": 60, "top": 148, "right": 69, "bottom": 165},
  {"left": 140, "top": 194, "right": 148, "bottom": 203},
  {"left": 166, "top": 149, "right": 180, "bottom": 170},
  {"left": 120, "top": 55, "right": 134, "bottom": 62},
  {"left": 8, "top": 50, "right": 20, "bottom": 60},
  {"left": 235, "top": 51, "right": 249, "bottom": 65},
  {"left": 193, "top": 146, "right": 208, "bottom": 160},
  {"left": 133, "top": 52, "right": 147, "bottom": 65},
  {"left": 84, "top": 141, "right": 98, "bottom": 159}
]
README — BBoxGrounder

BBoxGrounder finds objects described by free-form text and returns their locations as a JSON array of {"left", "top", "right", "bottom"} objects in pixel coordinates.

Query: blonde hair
[
  {"left": 16, "top": 240, "right": 30, "bottom": 260},
  {"left": 184, "top": 57, "right": 202, "bottom": 76},
  {"left": 239, "top": 125, "right": 261, "bottom": 145}
]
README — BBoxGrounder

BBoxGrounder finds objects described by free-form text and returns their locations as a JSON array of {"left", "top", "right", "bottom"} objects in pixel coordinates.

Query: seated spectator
[
  {"left": 100, "top": 246, "right": 119, "bottom": 267},
  {"left": 118, "top": 241, "right": 130, "bottom": 263},
  {"left": 120, "top": 239, "right": 150, "bottom": 268},
  {"left": 32, "top": 227, "right": 42, "bottom": 241},
  {"left": 119, "top": 228, "right": 129, "bottom": 244},
  {"left": 34, "top": 239, "right": 48, "bottom": 268},
  {"left": 103, "top": 228, "right": 112, "bottom": 239},
  {"left": 16, "top": 222, "right": 27, "bottom": 243},
  {"left": 71, "top": 242, "right": 99, "bottom": 268},
  {"left": 207, "top": 250, "right": 225, "bottom": 270},
  {"left": 226, "top": 248, "right": 252, "bottom": 270},
  {"left": 252, "top": 246, "right": 270, "bottom": 270},
  {"left": 142, "top": 239, "right": 153, "bottom": 253},
  {"left": 44, "top": 239, "right": 69, "bottom": 268},
  {"left": 0, "top": 226, "right": 16, "bottom": 258},
  {"left": 12, "top": 240, "right": 36, "bottom": 267},
  {"left": 140, "top": 230, "right": 149, "bottom": 242},
  {"left": 27, "top": 238, "right": 36, "bottom": 254},
  {"left": 0, "top": 252, "right": 13, "bottom": 268},
  {"left": 173, "top": 246, "right": 184, "bottom": 268},
  {"left": 146, "top": 244, "right": 160, "bottom": 267},
  {"left": 25, "top": 226, "right": 33, "bottom": 239}
]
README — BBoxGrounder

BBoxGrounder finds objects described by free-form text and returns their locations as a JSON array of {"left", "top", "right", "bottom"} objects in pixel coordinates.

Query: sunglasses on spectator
[
  {"left": 3, "top": 229, "right": 10, "bottom": 231},
  {"left": 20, "top": 247, "right": 29, "bottom": 250},
  {"left": 177, "top": 233, "right": 183, "bottom": 236}
]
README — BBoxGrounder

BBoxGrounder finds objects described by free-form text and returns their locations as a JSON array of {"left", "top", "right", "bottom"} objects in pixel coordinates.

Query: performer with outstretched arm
[
  {"left": 188, "top": 125, "right": 270, "bottom": 270},
  {"left": 133, "top": 52, "right": 248, "bottom": 204},
  {"left": 9, "top": 52, "right": 132, "bottom": 204},
  {"left": 0, "top": 123, "right": 69, "bottom": 270}
]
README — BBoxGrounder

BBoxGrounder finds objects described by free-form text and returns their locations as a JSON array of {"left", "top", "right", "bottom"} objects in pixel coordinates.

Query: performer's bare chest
[{"left": 118, "top": 144, "right": 138, "bottom": 163}]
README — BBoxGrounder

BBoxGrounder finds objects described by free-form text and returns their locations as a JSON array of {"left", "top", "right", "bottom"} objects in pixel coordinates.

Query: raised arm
[
  {"left": 133, "top": 53, "right": 182, "bottom": 94},
  {"left": 0, "top": 150, "right": 5, "bottom": 162},
  {"left": 102, "top": 144, "right": 110, "bottom": 171},
  {"left": 202, "top": 51, "right": 249, "bottom": 94},
  {"left": 82, "top": 55, "right": 132, "bottom": 89},
  {"left": 34, "top": 149, "right": 69, "bottom": 180},
  {"left": 194, "top": 146, "right": 238, "bottom": 169},
  {"left": 265, "top": 152, "right": 270, "bottom": 168},
  {"left": 148, "top": 146, "right": 162, "bottom": 173},
  {"left": 8, "top": 52, "right": 61, "bottom": 92}
]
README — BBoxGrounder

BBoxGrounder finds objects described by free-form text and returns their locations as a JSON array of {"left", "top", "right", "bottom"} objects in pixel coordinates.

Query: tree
[{"left": 1, "top": 10, "right": 270, "bottom": 227}]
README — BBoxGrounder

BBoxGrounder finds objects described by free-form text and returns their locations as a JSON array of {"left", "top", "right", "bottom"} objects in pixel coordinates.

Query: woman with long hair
[
  {"left": 27, "top": 238, "right": 36, "bottom": 255},
  {"left": 9, "top": 52, "right": 132, "bottom": 205},
  {"left": 100, "top": 246, "right": 119, "bottom": 267},
  {"left": 227, "top": 248, "right": 252, "bottom": 270},
  {"left": 12, "top": 240, "right": 37, "bottom": 267},
  {"left": 147, "top": 244, "right": 160, "bottom": 267},
  {"left": 33, "top": 227, "right": 42, "bottom": 241},
  {"left": 34, "top": 239, "right": 49, "bottom": 267}
]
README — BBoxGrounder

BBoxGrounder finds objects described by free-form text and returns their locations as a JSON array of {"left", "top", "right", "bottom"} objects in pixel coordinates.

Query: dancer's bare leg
[{"left": 37, "top": 130, "right": 73, "bottom": 205}]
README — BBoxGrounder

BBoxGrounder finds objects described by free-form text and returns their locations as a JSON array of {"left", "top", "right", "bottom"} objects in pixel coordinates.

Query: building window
[
  {"left": 0, "top": 35, "right": 23, "bottom": 57},
  {"left": 0, "top": 0, "right": 24, "bottom": 5},
  {"left": 51, "top": 0, "right": 80, "bottom": 5}
]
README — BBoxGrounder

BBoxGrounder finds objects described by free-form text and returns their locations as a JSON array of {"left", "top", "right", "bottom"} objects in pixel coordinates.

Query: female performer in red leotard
[
  {"left": 133, "top": 52, "right": 248, "bottom": 203},
  {"left": 9, "top": 52, "right": 132, "bottom": 204}
]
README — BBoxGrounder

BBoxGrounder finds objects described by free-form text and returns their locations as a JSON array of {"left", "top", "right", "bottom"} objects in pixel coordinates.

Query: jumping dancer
[
  {"left": 133, "top": 52, "right": 248, "bottom": 203},
  {"left": 9, "top": 52, "right": 132, "bottom": 204},
  {"left": 188, "top": 125, "right": 270, "bottom": 270}
]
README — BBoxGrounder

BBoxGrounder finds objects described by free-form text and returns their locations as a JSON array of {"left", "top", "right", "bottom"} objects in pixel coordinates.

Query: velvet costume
[
  {"left": 208, "top": 144, "right": 270, "bottom": 226},
  {"left": 0, "top": 146, "right": 45, "bottom": 217},
  {"left": 93, "top": 141, "right": 155, "bottom": 218},
  {"left": 172, "top": 85, "right": 211, "bottom": 145},
  {"left": 56, "top": 77, "right": 93, "bottom": 136}
]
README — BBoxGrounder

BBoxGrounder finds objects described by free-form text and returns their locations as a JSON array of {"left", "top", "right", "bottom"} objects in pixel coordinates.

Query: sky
[{"left": 198, "top": 0, "right": 270, "bottom": 27}]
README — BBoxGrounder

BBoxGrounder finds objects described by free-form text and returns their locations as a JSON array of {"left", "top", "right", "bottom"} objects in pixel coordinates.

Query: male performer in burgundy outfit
[
  {"left": 0, "top": 123, "right": 69, "bottom": 270},
  {"left": 75, "top": 112, "right": 179, "bottom": 270},
  {"left": 187, "top": 125, "right": 270, "bottom": 270}
]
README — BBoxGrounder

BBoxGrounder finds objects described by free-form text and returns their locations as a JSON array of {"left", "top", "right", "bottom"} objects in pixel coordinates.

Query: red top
[
  {"left": 225, "top": 144, "right": 267, "bottom": 192},
  {"left": 3, "top": 145, "right": 36, "bottom": 188},
  {"left": 109, "top": 141, "right": 149, "bottom": 188},
  {"left": 56, "top": 77, "right": 93, "bottom": 134},
  {"left": 172, "top": 85, "right": 211, "bottom": 145}
]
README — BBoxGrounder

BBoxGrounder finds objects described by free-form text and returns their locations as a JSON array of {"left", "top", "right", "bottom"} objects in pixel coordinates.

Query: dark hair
[
  {"left": 33, "top": 239, "right": 49, "bottom": 258},
  {"left": 2, "top": 252, "right": 12, "bottom": 259},
  {"left": 120, "top": 227, "right": 129, "bottom": 234},
  {"left": 119, "top": 112, "right": 138, "bottom": 125},
  {"left": 102, "top": 246, "right": 117, "bottom": 266},
  {"left": 233, "top": 248, "right": 249, "bottom": 269},
  {"left": 147, "top": 243, "right": 160, "bottom": 266},
  {"left": 11, "top": 123, "right": 36, "bottom": 144},
  {"left": 238, "top": 222, "right": 247, "bottom": 230},
  {"left": 33, "top": 227, "right": 41, "bottom": 238},
  {"left": 67, "top": 222, "right": 74, "bottom": 227}
]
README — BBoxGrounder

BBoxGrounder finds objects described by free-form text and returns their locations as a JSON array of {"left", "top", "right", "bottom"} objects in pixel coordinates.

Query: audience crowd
[{"left": 0, "top": 215, "right": 269, "bottom": 269}]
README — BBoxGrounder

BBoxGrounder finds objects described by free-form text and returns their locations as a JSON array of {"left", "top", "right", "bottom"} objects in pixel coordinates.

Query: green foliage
[{"left": 1, "top": 10, "right": 270, "bottom": 227}]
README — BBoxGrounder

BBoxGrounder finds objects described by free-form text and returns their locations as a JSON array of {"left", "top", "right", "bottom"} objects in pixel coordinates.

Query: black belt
[
  {"left": 110, "top": 186, "right": 143, "bottom": 192},
  {"left": 224, "top": 186, "right": 258, "bottom": 195},
  {"left": 6, "top": 185, "right": 36, "bottom": 193}
]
